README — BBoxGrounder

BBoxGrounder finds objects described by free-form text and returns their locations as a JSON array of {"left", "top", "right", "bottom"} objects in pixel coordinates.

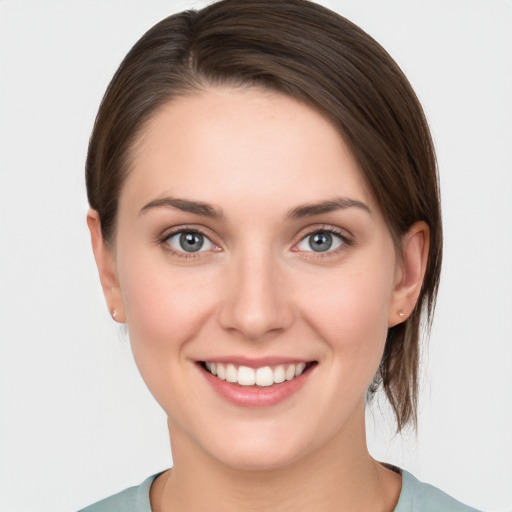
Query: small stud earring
[
  {"left": 398, "top": 311, "right": 405, "bottom": 318},
  {"left": 112, "top": 309, "right": 118, "bottom": 320}
]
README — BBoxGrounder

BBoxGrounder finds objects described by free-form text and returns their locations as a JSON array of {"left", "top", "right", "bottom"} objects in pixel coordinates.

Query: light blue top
[{"left": 78, "top": 469, "right": 482, "bottom": 511}]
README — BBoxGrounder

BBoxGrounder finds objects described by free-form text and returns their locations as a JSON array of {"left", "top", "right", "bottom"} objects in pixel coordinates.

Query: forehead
[{"left": 122, "top": 87, "right": 375, "bottom": 214}]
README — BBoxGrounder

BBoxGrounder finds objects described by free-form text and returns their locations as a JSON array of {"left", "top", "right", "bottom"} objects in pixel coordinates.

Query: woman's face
[{"left": 103, "top": 87, "right": 407, "bottom": 469}]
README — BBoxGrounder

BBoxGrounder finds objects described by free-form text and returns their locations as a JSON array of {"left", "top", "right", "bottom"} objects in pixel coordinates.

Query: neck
[{"left": 151, "top": 405, "right": 401, "bottom": 512}]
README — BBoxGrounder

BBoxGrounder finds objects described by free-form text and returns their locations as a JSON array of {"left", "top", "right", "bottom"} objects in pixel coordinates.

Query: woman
[{"left": 80, "top": 0, "right": 479, "bottom": 510}]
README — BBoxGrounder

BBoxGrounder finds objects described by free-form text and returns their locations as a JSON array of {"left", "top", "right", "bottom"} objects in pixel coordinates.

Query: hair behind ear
[{"left": 370, "top": 222, "right": 431, "bottom": 431}]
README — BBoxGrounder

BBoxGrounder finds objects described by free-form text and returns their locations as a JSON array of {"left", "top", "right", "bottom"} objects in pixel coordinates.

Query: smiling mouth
[{"left": 200, "top": 361, "right": 317, "bottom": 387}]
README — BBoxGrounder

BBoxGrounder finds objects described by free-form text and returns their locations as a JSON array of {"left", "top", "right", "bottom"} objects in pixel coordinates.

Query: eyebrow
[
  {"left": 139, "top": 197, "right": 224, "bottom": 219},
  {"left": 287, "top": 197, "right": 372, "bottom": 219},
  {"left": 139, "top": 195, "right": 371, "bottom": 220}
]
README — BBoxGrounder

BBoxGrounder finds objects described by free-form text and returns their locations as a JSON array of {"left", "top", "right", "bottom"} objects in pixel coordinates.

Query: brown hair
[{"left": 86, "top": 0, "right": 442, "bottom": 431}]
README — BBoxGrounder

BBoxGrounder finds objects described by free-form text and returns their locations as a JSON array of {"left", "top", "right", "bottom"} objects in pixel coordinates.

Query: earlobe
[
  {"left": 388, "top": 221, "right": 429, "bottom": 327},
  {"left": 87, "top": 210, "right": 126, "bottom": 323}
]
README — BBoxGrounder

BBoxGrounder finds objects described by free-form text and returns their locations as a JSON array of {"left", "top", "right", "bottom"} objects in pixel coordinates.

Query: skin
[{"left": 88, "top": 87, "right": 429, "bottom": 511}]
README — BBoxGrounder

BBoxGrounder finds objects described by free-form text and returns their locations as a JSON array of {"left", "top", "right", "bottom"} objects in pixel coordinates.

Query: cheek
[
  {"left": 307, "top": 264, "right": 393, "bottom": 329},
  {"left": 301, "top": 262, "right": 395, "bottom": 379},
  {"left": 117, "top": 262, "right": 218, "bottom": 414},
  {"left": 123, "top": 275, "right": 205, "bottom": 344},
  {"left": 115, "top": 249, "right": 216, "bottom": 372},
  {"left": 117, "top": 244, "right": 212, "bottom": 336}
]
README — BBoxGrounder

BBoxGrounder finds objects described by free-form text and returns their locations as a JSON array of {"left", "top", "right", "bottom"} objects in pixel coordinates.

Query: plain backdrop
[{"left": 0, "top": 1, "right": 511, "bottom": 511}]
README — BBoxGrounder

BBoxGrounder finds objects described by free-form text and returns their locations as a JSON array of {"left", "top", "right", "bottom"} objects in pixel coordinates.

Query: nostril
[{"left": 217, "top": 294, "right": 295, "bottom": 341}]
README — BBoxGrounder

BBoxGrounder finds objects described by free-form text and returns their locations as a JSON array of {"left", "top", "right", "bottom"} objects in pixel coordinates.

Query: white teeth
[
  {"left": 273, "top": 365, "right": 285, "bottom": 384},
  {"left": 225, "top": 364, "right": 237, "bottom": 383},
  {"left": 295, "top": 362, "right": 306, "bottom": 377},
  {"left": 285, "top": 365, "right": 296, "bottom": 381},
  {"left": 255, "top": 366, "right": 274, "bottom": 387},
  {"left": 216, "top": 363, "right": 226, "bottom": 380},
  {"left": 205, "top": 362, "right": 309, "bottom": 387},
  {"left": 238, "top": 365, "right": 256, "bottom": 386}
]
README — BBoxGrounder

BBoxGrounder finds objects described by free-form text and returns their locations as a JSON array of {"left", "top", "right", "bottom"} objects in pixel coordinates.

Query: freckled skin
[{"left": 90, "top": 87, "right": 427, "bottom": 510}]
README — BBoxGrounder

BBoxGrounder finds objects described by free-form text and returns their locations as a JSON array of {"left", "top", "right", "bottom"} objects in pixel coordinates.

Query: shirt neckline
[{"left": 138, "top": 467, "right": 411, "bottom": 512}]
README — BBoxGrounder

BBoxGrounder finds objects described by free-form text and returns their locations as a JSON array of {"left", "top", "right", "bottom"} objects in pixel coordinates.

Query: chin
[
  {"left": 212, "top": 443, "right": 305, "bottom": 472},
  {"left": 192, "top": 420, "right": 321, "bottom": 472}
]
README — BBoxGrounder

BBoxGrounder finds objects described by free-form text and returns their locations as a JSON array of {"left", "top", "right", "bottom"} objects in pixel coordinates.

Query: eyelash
[
  {"left": 293, "top": 226, "right": 352, "bottom": 257},
  {"left": 158, "top": 225, "right": 352, "bottom": 259},
  {"left": 159, "top": 227, "right": 218, "bottom": 259}
]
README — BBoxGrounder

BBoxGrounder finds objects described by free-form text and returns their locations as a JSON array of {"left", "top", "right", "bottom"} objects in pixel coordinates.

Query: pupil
[
  {"left": 180, "top": 232, "right": 203, "bottom": 252},
  {"left": 310, "top": 232, "right": 332, "bottom": 252}
]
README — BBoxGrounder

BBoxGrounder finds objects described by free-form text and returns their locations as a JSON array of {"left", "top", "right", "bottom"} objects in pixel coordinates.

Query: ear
[
  {"left": 388, "top": 221, "right": 429, "bottom": 327},
  {"left": 87, "top": 209, "right": 125, "bottom": 323}
]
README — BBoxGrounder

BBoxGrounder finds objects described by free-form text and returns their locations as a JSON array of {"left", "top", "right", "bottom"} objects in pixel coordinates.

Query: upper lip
[{"left": 198, "top": 356, "right": 314, "bottom": 368}]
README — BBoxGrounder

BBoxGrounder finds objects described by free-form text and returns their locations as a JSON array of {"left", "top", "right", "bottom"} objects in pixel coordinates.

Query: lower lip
[{"left": 199, "top": 364, "right": 313, "bottom": 408}]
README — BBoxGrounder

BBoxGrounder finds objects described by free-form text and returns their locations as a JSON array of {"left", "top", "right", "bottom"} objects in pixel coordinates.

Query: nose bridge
[{"left": 218, "top": 243, "right": 293, "bottom": 340}]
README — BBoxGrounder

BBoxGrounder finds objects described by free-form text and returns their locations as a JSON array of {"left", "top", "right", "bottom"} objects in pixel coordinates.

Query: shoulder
[
  {"left": 77, "top": 474, "right": 158, "bottom": 512},
  {"left": 395, "top": 470, "right": 483, "bottom": 512}
]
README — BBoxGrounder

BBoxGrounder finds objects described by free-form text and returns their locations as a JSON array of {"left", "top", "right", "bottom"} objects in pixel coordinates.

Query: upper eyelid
[
  {"left": 160, "top": 225, "right": 214, "bottom": 240},
  {"left": 294, "top": 224, "right": 352, "bottom": 241}
]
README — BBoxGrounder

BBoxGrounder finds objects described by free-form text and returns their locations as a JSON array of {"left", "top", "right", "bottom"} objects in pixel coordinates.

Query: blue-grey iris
[
  {"left": 180, "top": 232, "right": 204, "bottom": 252},
  {"left": 309, "top": 232, "right": 333, "bottom": 252}
]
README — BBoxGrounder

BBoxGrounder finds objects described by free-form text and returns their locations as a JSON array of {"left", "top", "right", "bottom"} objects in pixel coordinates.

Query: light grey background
[{"left": 0, "top": 1, "right": 511, "bottom": 511}]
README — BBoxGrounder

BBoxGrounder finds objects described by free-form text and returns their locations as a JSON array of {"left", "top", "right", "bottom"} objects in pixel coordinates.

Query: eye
[
  {"left": 296, "top": 230, "right": 345, "bottom": 253},
  {"left": 165, "top": 230, "right": 215, "bottom": 253}
]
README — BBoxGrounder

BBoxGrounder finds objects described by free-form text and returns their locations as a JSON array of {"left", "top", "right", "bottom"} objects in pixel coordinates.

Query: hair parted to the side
[{"left": 86, "top": 0, "right": 442, "bottom": 431}]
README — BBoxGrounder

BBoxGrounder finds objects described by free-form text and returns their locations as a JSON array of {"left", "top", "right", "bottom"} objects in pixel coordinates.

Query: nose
[{"left": 217, "top": 249, "right": 295, "bottom": 341}]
